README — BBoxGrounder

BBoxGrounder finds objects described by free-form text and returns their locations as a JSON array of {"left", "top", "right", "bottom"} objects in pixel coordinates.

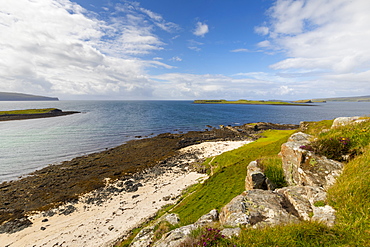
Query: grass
[
  {"left": 120, "top": 118, "right": 370, "bottom": 246},
  {"left": 0, "top": 108, "right": 58, "bottom": 115},
  {"left": 193, "top": 99, "right": 309, "bottom": 106},
  {"left": 171, "top": 129, "right": 295, "bottom": 226},
  {"left": 228, "top": 118, "right": 370, "bottom": 246},
  {"left": 257, "top": 156, "right": 287, "bottom": 188}
]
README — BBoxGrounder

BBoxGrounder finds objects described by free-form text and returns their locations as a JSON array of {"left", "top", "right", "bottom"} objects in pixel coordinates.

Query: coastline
[
  {"left": 0, "top": 122, "right": 298, "bottom": 246},
  {"left": 1, "top": 140, "right": 252, "bottom": 246},
  {"left": 0, "top": 109, "right": 80, "bottom": 121}
]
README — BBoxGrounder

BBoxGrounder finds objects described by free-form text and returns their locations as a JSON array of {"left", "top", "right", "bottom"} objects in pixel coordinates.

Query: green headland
[{"left": 193, "top": 99, "right": 311, "bottom": 106}]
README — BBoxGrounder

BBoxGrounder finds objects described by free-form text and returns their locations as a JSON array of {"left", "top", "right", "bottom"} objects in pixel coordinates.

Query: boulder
[
  {"left": 219, "top": 190, "right": 299, "bottom": 228},
  {"left": 153, "top": 224, "right": 197, "bottom": 247},
  {"left": 312, "top": 205, "right": 336, "bottom": 227},
  {"left": 276, "top": 186, "right": 327, "bottom": 221},
  {"left": 152, "top": 209, "right": 218, "bottom": 247},
  {"left": 280, "top": 132, "right": 312, "bottom": 186},
  {"left": 331, "top": 116, "right": 363, "bottom": 128},
  {"left": 164, "top": 213, "right": 180, "bottom": 226},
  {"left": 245, "top": 161, "right": 267, "bottom": 190},
  {"left": 194, "top": 209, "right": 219, "bottom": 227},
  {"left": 130, "top": 213, "right": 180, "bottom": 247},
  {"left": 280, "top": 132, "right": 343, "bottom": 189},
  {"left": 298, "top": 154, "right": 343, "bottom": 190},
  {"left": 221, "top": 227, "right": 241, "bottom": 238},
  {"left": 130, "top": 225, "right": 155, "bottom": 247}
]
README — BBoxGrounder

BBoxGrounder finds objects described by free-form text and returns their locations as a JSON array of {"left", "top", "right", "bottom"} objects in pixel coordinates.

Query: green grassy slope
[{"left": 171, "top": 130, "right": 296, "bottom": 226}]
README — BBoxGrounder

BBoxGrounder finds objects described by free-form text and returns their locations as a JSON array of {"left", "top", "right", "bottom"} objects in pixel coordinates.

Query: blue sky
[{"left": 1, "top": 0, "right": 370, "bottom": 100}]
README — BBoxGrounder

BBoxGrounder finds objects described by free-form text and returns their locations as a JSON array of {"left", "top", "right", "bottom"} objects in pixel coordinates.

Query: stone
[
  {"left": 245, "top": 161, "right": 267, "bottom": 190},
  {"left": 219, "top": 190, "right": 299, "bottom": 228},
  {"left": 221, "top": 227, "right": 241, "bottom": 238},
  {"left": 331, "top": 116, "right": 362, "bottom": 128},
  {"left": 164, "top": 213, "right": 180, "bottom": 226},
  {"left": 153, "top": 224, "right": 197, "bottom": 247},
  {"left": 195, "top": 209, "right": 219, "bottom": 227},
  {"left": 277, "top": 186, "right": 325, "bottom": 221},
  {"left": 280, "top": 132, "right": 312, "bottom": 186},
  {"left": 280, "top": 133, "right": 343, "bottom": 189},
  {"left": 311, "top": 205, "right": 336, "bottom": 227},
  {"left": 130, "top": 225, "right": 156, "bottom": 247}
]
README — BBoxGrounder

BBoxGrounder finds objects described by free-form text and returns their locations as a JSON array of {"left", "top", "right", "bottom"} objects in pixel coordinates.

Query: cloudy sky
[{"left": 1, "top": 0, "right": 370, "bottom": 100}]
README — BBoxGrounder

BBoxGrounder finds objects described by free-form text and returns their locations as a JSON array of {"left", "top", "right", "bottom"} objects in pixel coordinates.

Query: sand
[{"left": 0, "top": 140, "right": 252, "bottom": 247}]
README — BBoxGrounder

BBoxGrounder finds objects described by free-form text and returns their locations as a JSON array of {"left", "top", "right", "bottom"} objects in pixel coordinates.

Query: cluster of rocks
[{"left": 129, "top": 117, "right": 359, "bottom": 247}]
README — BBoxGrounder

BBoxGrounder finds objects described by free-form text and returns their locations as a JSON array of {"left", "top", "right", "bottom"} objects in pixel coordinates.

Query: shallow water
[{"left": 0, "top": 100, "right": 369, "bottom": 182}]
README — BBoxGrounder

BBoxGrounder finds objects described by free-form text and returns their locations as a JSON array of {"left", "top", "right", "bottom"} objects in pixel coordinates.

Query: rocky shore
[{"left": 0, "top": 122, "right": 298, "bottom": 246}]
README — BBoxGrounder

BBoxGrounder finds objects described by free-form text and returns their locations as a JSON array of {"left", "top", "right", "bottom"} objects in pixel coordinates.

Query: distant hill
[
  {"left": 0, "top": 92, "right": 59, "bottom": 101},
  {"left": 314, "top": 95, "right": 370, "bottom": 102}
]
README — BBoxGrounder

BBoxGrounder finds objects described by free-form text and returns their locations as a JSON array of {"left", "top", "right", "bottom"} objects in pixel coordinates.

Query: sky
[{"left": 1, "top": 0, "right": 370, "bottom": 100}]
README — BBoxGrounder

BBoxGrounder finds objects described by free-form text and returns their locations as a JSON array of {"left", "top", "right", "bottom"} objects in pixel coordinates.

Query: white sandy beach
[{"left": 1, "top": 140, "right": 251, "bottom": 247}]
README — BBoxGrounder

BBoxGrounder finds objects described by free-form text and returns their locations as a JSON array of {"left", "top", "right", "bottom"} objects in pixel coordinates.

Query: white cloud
[
  {"left": 0, "top": 0, "right": 176, "bottom": 99},
  {"left": 193, "top": 21, "right": 209, "bottom": 37},
  {"left": 230, "top": 48, "right": 249, "bottom": 53},
  {"left": 255, "top": 0, "right": 370, "bottom": 97},
  {"left": 170, "top": 56, "right": 182, "bottom": 62},
  {"left": 257, "top": 40, "right": 271, "bottom": 48},
  {"left": 149, "top": 73, "right": 303, "bottom": 99},
  {"left": 254, "top": 26, "right": 269, "bottom": 35},
  {"left": 187, "top": 39, "right": 204, "bottom": 51}
]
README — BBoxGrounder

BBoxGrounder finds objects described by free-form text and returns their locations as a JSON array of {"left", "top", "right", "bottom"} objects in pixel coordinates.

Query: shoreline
[
  {"left": 0, "top": 140, "right": 252, "bottom": 246},
  {"left": 0, "top": 109, "right": 80, "bottom": 121},
  {"left": 0, "top": 122, "right": 298, "bottom": 246}
]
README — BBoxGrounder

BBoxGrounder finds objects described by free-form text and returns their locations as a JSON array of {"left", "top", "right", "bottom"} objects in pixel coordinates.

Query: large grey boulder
[
  {"left": 331, "top": 116, "right": 364, "bottom": 128},
  {"left": 219, "top": 190, "right": 299, "bottom": 228},
  {"left": 280, "top": 132, "right": 343, "bottom": 189}
]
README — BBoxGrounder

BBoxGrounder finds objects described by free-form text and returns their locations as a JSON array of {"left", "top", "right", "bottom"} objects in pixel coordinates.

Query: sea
[{"left": 0, "top": 100, "right": 369, "bottom": 183}]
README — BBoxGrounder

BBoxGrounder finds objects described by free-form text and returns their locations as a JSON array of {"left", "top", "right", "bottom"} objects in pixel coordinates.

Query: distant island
[
  {"left": 293, "top": 95, "right": 370, "bottom": 103},
  {"left": 193, "top": 99, "right": 311, "bottom": 106},
  {"left": 313, "top": 95, "right": 370, "bottom": 102},
  {"left": 0, "top": 92, "right": 59, "bottom": 101},
  {"left": 0, "top": 108, "right": 80, "bottom": 121}
]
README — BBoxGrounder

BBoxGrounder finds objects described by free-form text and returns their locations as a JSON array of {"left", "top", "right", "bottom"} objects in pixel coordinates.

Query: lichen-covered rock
[
  {"left": 312, "top": 205, "right": 336, "bottom": 227},
  {"left": 245, "top": 161, "right": 267, "bottom": 190},
  {"left": 219, "top": 190, "right": 299, "bottom": 228},
  {"left": 280, "top": 132, "right": 312, "bottom": 186},
  {"left": 130, "top": 225, "right": 155, "bottom": 247},
  {"left": 195, "top": 209, "right": 219, "bottom": 227},
  {"left": 331, "top": 116, "right": 363, "bottom": 128},
  {"left": 277, "top": 186, "right": 327, "bottom": 221},
  {"left": 221, "top": 227, "right": 241, "bottom": 238},
  {"left": 153, "top": 224, "right": 197, "bottom": 247},
  {"left": 298, "top": 154, "right": 343, "bottom": 190},
  {"left": 164, "top": 213, "right": 180, "bottom": 226},
  {"left": 130, "top": 213, "right": 180, "bottom": 247},
  {"left": 280, "top": 132, "right": 343, "bottom": 189}
]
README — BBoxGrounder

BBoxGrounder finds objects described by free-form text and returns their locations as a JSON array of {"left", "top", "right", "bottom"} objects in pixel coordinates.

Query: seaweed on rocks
[{"left": 0, "top": 122, "right": 298, "bottom": 228}]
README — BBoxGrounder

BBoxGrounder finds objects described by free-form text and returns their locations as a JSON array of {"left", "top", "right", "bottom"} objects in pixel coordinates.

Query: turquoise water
[{"left": 0, "top": 100, "right": 369, "bottom": 182}]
